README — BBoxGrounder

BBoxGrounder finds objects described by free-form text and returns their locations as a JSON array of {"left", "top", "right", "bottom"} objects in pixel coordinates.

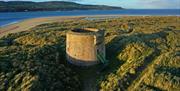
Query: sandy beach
[
  {"left": 0, "top": 16, "right": 87, "bottom": 37},
  {"left": 0, "top": 15, "right": 124, "bottom": 37}
]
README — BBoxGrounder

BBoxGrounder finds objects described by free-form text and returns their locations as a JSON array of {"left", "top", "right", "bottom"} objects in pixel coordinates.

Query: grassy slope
[
  {"left": 0, "top": 1, "right": 123, "bottom": 12},
  {"left": 0, "top": 16, "right": 180, "bottom": 91}
]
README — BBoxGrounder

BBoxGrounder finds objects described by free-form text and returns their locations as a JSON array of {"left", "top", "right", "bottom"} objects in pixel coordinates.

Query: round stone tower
[{"left": 66, "top": 28, "right": 105, "bottom": 66}]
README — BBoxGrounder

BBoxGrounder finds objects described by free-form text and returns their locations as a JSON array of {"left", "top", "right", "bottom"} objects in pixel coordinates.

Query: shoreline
[
  {"left": 0, "top": 16, "right": 86, "bottom": 37},
  {"left": 1, "top": 14, "right": 180, "bottom": 27},
  {"left": 0, "top": 15, "right": 179, "bottom": 37}
]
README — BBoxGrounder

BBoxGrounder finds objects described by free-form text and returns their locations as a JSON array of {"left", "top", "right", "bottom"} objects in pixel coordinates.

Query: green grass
[{"left": 0, "top": 16, "right": 180, "bottom": 91}]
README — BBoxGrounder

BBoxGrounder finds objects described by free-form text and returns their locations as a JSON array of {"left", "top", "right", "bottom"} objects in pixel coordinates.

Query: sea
[{"left": 0, "top": 9, "right": 180, "bottom": 27}]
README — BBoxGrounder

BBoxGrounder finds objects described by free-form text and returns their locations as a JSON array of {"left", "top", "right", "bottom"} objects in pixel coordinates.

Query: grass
[{"left": 0, "top": 16, "right": 180, "bottom": 91}]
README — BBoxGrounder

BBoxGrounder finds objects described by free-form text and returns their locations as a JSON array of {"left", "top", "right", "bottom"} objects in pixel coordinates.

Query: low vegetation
[
  {"left": 0, "top": 16, "right": 179, "bottom": 91},
  {"left": 0, "top": 1, "right": 123, "bottom": 12}
]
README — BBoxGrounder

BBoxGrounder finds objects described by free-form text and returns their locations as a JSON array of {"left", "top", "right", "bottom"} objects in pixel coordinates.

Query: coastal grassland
[{"left": 0, "top": 16, "right": 179, "bottom": 91}]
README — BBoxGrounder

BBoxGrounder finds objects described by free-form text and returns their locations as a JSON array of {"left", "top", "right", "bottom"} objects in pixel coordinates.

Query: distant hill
[{"left": 0, "top": 1, "right": 123, "bottom": 12}]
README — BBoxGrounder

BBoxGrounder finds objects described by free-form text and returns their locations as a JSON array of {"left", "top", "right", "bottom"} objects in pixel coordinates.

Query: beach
[
  {"left": 0, "top": 15, "right": 127, "bottom": 37},
  {"left": 0, "top": 16, "right": 86, "bottom": 37}
]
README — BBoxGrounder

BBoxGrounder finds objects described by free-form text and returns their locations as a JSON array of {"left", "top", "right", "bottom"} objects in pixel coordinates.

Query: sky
[{"left": 1, "top": 0, "right": 180, "bottom": 9}]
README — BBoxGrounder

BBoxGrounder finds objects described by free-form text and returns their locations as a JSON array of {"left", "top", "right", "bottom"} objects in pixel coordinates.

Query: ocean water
[{"left": 0, "top": 9, "right": 180, "bottom": 27}]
